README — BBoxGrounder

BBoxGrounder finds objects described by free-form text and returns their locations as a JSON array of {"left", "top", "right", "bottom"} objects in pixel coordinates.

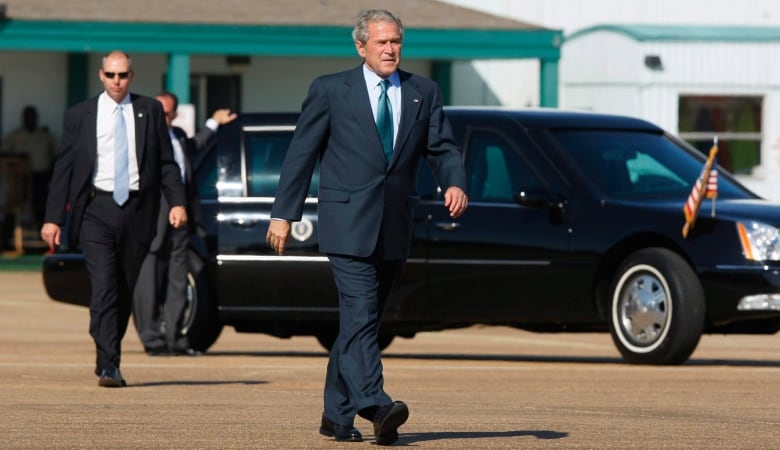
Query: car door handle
[
  {"left": 414, "top": 214, "right": 432, "bottom": 224},
  {"left": 434, "top": 221, "right": 461, "bottom": 231}
]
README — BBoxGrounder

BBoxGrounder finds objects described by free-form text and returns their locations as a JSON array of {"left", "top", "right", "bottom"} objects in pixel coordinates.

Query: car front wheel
[
  {"left": 608, "top": 248, "right": 705, "bottom": 365},
  {"left": 180, "top": 250, "right": 222, "bottom": 352}
]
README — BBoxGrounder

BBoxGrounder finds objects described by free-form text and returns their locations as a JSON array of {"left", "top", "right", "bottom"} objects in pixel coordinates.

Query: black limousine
[{"left": 43, "top": 107, "right": 780, "bottom": 364}]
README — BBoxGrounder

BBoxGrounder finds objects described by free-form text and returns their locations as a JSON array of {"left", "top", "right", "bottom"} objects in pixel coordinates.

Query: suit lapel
[
  {"left": 131, "top": 94, "right": 147, "bottom": 168},
  {"left": 85, "top": 98, "right": 99, "bottom": 168},
  {"left": 345, "top": 67, "right": 386, "bottom": 161}
]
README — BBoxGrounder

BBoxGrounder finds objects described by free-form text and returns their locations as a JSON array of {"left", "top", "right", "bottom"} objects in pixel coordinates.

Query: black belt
[{"left": 92, "top": 187, "right": 139, "bottom": 198}]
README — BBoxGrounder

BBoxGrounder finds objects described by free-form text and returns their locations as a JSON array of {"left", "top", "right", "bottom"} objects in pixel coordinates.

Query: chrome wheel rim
[{"left": 613, "top": 264, "right": 672, "bottom": 352}]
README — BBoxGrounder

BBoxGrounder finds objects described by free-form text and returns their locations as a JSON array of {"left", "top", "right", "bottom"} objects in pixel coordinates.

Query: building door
[{"left": 189, "top": 74, "right": 241, "bottom": 127}]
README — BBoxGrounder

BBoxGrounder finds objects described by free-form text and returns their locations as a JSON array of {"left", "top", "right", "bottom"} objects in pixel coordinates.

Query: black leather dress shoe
[
  {"left": 373, "top": 401, "right": 409, "bottom": 445},
  {"left": 319, "top": 414, "right": 363, "bottom": 442},
  {"left": 145, "top": 346, "right": 170, "bottom": 356},
  {"left": 172, "top": 347, "right": 202, "bottom": 356},
  {"left": 98, "top": 366, "right": 127, "bottom": 388}
]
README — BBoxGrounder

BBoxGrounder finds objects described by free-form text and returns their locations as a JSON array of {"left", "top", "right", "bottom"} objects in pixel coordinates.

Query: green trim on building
[
  {"left": 0, "top": 19, "right": 562, "bottom": 107},
  {"left": 539, "top": 59, "right": 559, "bottom": 108},
  {"left": 166, "top": 53, "right": 190, "bottom": 104},
  {"left": 0, "top": 20, "right": 561, "bottom": 59},
  {"left": 567, "top": 24, "right": 780, "bottom": 43},
  {"left": 432, "top": 61, "right": 453, "bottom": 105}
]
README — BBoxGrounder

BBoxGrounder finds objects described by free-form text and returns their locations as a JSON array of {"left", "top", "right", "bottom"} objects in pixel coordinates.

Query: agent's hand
[
  {"left": 212, "top": 109, "right": 237, "bottom": 126},
  {"left": 443, "top": 186, "right": 468, "bottom": 218},
  {"left": 266, "top": 219, "right": 291, "bottom": 256},
  {"left": 40, "top": 223, "right": 61, "bottom": 252},
  {"left": 169, "top": 206, "right": 188, "bottom": 228}
]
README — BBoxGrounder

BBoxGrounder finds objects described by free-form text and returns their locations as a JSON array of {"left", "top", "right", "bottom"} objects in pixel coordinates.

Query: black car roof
[
  {"left": 444, "top": 107, "right": 663, "bottom": 131},
  {"left": 235, "top": 108, "right": 663, "bottom": 132}
]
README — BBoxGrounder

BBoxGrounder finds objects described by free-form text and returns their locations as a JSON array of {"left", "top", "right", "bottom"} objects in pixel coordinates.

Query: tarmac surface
[{"left": 3, "top": 270, "right": 780, "bottom": 449}]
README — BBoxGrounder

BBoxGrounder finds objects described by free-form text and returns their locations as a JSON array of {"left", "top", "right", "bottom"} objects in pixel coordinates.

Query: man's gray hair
[{"left": 352, "top": 9, "right": 404, "bottom": 44}]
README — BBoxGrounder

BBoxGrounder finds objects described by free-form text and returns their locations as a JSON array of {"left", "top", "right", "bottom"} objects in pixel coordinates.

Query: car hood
[{"left": 614, "top": 197, "right": 780, "bottom": 227}]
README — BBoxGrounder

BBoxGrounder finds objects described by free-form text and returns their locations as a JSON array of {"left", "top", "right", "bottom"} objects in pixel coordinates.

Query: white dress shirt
[
  {"left": 94, "top": 92, "right": 139, "bottom": 192},
  {"left": 363, "top": 65, "right": 400, "bottom": 147}
]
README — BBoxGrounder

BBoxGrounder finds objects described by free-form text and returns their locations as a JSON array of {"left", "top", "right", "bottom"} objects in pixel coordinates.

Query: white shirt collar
[
  {"left": 99, "top": 91, "right": 131, "bottom": 108},
  {"left": 362, "top": 65, "right": 400, "bottom": 90}
]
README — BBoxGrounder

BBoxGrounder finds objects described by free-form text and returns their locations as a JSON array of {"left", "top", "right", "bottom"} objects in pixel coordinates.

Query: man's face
[
  {"left": 99, "top": 54, "right": 134, "bottom": 103},
  {"left": 156, "top": 95, "right": 177, "bottom": 128},
  {"left": 355, "top": 20, "right": 402, "bottom": 78}
]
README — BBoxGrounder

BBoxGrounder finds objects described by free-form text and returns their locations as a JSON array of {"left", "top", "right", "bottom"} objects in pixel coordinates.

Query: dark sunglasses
[{"left": 104, "top": 71, "right": 131, "bottom": 79}]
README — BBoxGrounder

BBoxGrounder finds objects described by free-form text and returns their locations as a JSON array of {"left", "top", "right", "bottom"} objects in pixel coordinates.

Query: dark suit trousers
[
  {"left": 80, "top": 193, "right": 147, "bottom": 375},
  {"left": 323, "top": 253, "right": 403, "bottom": 425},
  {"left": 135, "top": 195, "right": 190, "bottom": 352}
]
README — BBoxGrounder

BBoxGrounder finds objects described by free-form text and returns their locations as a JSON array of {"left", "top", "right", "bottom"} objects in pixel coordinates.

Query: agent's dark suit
[
  {"left": 45, "top": 93, "right": 185, "bottom": 375},
  {"left": 135, "top": 125, "right": 215, "bottom": 352},
  {"left": 271, "top": 65, "right": 466, "bottom": 425}
]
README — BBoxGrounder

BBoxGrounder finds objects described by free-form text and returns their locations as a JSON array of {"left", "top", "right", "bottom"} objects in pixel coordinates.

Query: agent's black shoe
[
  {"left": 373, "top": 401, "right": 408, "bottom": 445},
  {"left": 97, "top": 366, "right": 127, "bottom": 387},
  {"left": 319, "top": 414, "right": 363, "bottom": 442},
  {"left": 171, "top": 347, "right": 202, "bottom": 356},
  {"left": 145, "top": 346, "right": 170, "bottom": 356}
]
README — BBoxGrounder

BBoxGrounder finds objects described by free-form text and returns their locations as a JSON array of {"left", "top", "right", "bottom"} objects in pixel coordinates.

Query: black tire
[
  {"left": 133, "top": 250, "right": 222, "bottom": 353},
  {"left": 181, "top": 250, "right": 222, "bottom": 352},
  {"left": 315, "top": 332, "right": 395, "bottom": 352},
  {"left": 608, "top": 248, "right": 705, "bottom": 365}
]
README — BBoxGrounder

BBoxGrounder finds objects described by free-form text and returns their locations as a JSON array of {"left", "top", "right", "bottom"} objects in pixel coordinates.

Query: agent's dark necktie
[
  {"left": 113, "top": 104, "right": 129, "bottom": 206},
  {"left": 376, "top": 79, "right": 393, "bottom": 163}
]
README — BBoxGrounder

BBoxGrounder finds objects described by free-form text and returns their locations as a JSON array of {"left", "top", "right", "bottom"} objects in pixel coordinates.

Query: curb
[{"left": 0, "top": 254, "right": 44, "bottom": 271}]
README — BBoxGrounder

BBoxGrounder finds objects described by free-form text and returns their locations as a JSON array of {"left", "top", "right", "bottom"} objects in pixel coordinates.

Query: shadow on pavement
[
  {"left": 130, "top": 379, "right": 267, "bottom": 387},
  {"left": 202, "top": 350, "right": 780, "bottom": 367},
  {"left": 399, "top": 429, "right": 568, "bottom": 445}
]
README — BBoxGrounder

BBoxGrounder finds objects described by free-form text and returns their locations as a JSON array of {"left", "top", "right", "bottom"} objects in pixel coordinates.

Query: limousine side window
[
  {"left": 465, "top": 130, "right": 542, "bottom": 203},
  {"left": 195, "top": 143, "right": 219, "bottom": 200},
  {"left": 243, "top": 131, "right": 319, "bottom": 198}
]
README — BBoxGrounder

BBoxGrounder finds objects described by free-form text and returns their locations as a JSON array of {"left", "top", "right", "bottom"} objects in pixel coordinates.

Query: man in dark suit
[
  {"left": 135, "top": 91, "right": 235, "bottom": 356},
  {"left": 41, "top": 51, "right": 187, "bottom": 387},
  {"left": 266, "top": 9, "right": 468, "bottom": 445}
]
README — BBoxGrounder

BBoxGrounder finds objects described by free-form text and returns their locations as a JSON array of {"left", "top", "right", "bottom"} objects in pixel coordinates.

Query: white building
[{"left": 442, "top": 0, "right": 780, "bottom": 200}]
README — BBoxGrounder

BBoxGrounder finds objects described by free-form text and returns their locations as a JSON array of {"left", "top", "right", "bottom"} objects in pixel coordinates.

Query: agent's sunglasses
[{"left": 104, "top": 71, "right": 131, "bottom": 80}]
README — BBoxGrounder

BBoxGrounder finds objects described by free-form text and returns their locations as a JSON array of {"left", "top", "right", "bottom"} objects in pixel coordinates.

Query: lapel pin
[
  {"left": 413, "top": 99, "right": 420, "bottom": 103},
  {"left": 138, "top": 113, "right": 143, "bottom": 118}
]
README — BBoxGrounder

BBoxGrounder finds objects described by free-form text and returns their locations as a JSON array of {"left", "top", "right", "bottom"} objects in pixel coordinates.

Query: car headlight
[{"left": 736, "top": 221, "right": 780, "bottom": 261}]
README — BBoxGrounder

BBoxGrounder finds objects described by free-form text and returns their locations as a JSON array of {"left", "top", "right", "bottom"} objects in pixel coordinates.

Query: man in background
[
  {"left": 1, "top": 105, "right": 57, "bottom": 249},
  {"left": 135, "top": 91, "right": 235, "bottom": 356}
]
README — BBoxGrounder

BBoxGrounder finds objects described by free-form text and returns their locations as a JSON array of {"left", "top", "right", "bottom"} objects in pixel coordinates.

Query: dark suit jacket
[
  {"left": 171, "top": 125, "right": 215, "bottom": 230},
  {"left": 271, "top": 66, "right": 467, "bottom": 259},
  {"left": 45, "top": 93, "right": 186, "bottom": 248}
]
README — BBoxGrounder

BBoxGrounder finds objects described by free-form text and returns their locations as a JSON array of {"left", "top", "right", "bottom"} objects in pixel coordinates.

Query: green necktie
[{"left": 376, "top": 79, "right": 393, "bottom": 163}]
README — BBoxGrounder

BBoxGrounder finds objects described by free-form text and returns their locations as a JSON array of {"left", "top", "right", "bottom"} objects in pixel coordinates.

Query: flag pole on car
[{"left": 682, "top": 137, "right": 718, "bottom": 238}]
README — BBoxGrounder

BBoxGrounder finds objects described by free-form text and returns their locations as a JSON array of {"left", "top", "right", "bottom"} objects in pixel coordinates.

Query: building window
[{"left": 678, "top": 95, "right": 762, "bottom": 175}]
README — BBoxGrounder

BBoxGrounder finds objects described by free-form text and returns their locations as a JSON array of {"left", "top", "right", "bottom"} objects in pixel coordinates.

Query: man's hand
[
  {"left": 169, "top": 206, "right": 188, "bottom": 228},
  {"left": 212, "top": 109, "right": 237, "bottom": 126},
  {"left": 444, "top": 186, "right": 468, "bottom": 218},
  {"left": 40, "top": 223, "right": 61, "bottom": 252},
  {"left": 266, "top": 220, "right": 291, "bottom": 256}
]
